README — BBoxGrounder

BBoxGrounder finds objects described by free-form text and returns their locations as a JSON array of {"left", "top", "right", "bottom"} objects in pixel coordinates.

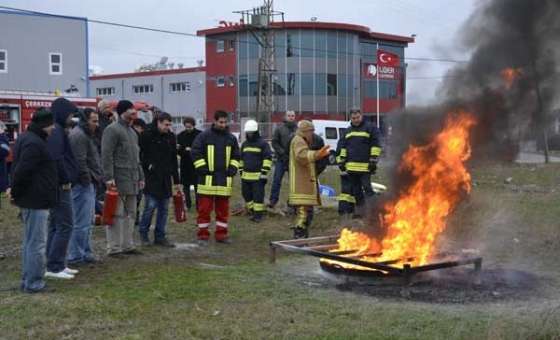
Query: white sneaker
[
  {"left": 64, "top": 267, "right": 79, "bottom": 275},
  {"left": 45, "top": 271, "right": 75, "bottom": 280}
]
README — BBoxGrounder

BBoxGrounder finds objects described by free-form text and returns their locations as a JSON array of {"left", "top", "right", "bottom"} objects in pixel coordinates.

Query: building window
[
  {"left": 133, "top": 84, "right": 154, "bottom": 94},
  {"left": 286, "top": 32, "right": 299, "bottom": 58},
  {"left": 96, "top": 87, "right": 115, "bottom": 96},
  {"left": 315, "top": 73, "right": 326, "bottom": 96},
  {"left": 216, "top": 76, "right": 225, "bottom": 87},
  {"left": 170, "top": 82, "right": 191, "bottom": 92},
  {"left": 287, "top": 73, "right": 297, "bottom": 95},
  {"left": 49, "top": 53, "right": 62, "bottom": 75},
  {"left": 0, "top": 50, "right": 7, "bottom": 73},
  {"left": 217, "top": 40, "right": 225, "bottom": 53},
  {"left": 301, "top": 74, "right": 314, "bottom": 95},
  {"left": 227, "top": 40, "right": 235, "bottom": 51},
  {"left": 327, "top": 74, "right": 337, "bottom": 96}
]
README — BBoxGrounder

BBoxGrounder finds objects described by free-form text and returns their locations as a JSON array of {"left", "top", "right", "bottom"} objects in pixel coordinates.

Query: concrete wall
[{"left": 0, "top": 11, "right": 88, "bottom": 95}]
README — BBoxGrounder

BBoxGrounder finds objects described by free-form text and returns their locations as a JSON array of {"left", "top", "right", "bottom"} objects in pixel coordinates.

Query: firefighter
[
  {"left": 240, "top": 120, "right": 272, "bottom": 223},
  {"left": 337, "top": 109, "right": 381, "bottom": 218},
  {"left": 288, "top": 120, "right": 330, "bottom": 239},
  {"left": 192, "top": 110, "right": 240, "bottom": 243}
]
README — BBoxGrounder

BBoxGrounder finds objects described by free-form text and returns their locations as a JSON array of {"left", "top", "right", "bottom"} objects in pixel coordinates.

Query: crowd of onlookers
[{"left": 2, "top": 98, "right": 381, "bottom": 293}]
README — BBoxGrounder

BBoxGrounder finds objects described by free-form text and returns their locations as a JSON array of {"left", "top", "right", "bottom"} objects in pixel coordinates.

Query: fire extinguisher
[
  {"left": 173, "top": 189, "right": 187, "bottom": 223},
  {"left": 102, "top": 185, "right": 119, "bottom": 226}
]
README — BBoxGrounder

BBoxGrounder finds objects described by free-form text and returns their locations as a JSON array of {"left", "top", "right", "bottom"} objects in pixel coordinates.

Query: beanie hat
[
  {"left": 116, "top": 100, "right": 134, "bottom": 115},
  {"left": 297, "top": 120, "right": 315, "bottom": 133},
  {"left": 31, "top": 108, "right": 54, "bottom": 128},
  {"left": 51, "top": 97, "right": 78, "bottom": 126}
]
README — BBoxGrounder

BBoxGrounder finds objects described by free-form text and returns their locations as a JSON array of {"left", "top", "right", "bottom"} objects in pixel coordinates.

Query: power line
[{"left": 0, "top": 5, "right": 468, "bottom": 64}]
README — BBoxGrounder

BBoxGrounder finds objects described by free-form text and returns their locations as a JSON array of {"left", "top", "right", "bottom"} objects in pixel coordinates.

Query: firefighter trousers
[
  {"left": 196, "top": 195, "right": 230, "bottom": 241},
  {"left": 350, "top": 173, "right": 373, "bottom": 212},
  {"left": 241, "top": 180, "right": 266, "bottom": 217}
]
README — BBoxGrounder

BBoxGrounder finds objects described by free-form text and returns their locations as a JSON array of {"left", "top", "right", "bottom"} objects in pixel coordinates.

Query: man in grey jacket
[
  {"left": 101, "top": 100, "right": 145, "bottom": 256},
  {"left": 68, "top": 108, "right": 102, "bottom": 265}
]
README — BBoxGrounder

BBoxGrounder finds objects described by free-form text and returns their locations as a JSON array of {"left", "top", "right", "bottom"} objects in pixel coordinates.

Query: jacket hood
[{"left": 51, "top": 98, "right": 78, "bottom": 127}]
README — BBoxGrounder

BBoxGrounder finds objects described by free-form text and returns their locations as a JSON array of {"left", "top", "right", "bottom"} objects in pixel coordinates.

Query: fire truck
[{"left": 0, "top": 90, "right": 99, "bottom": 142}]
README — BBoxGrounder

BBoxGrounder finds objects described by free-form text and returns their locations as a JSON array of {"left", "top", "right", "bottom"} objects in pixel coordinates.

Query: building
[
  {"left": 89, "top": 67, "right": 206, "bottom": 125},
  {"left": 197, "top": 21, "right": 414, "bottom": 123},
  {"left": 0, "top": 9, "right": 89, "bottom": 95}
]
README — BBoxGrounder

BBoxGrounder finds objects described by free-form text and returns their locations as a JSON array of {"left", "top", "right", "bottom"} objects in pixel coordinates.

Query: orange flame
[
  {"left": 501, "top": 67, "right": 523, "bottom": 89},
  {"left": 331, "top": 112, "right": 476, "bottom": 268}
]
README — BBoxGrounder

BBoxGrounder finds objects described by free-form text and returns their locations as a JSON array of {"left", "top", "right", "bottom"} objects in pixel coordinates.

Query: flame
[
  {"left": 329, "top": 112, "right": 476, "bottom": 269},
  {"left": 501, "top": 67, "right": 523, "bottom": 89}
]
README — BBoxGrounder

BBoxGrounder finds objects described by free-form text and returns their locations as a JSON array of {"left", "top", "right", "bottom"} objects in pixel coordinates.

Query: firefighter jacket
[
  {"left": 336, "top": 121, "right": 382, "bottom": 173},
  {"left": 288, "top": 132, "right": 321, "bottom": 206},
  {"left": 240, "top": 133, "right": 272, "bottom": 181},
  {"left": 192, "top": 125, "right": 240, "bottom": 197}
]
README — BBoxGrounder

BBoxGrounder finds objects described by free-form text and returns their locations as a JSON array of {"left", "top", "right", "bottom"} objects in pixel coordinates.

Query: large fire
[{"left": 331, "top": 112, "right": 477, "bottom": 268}]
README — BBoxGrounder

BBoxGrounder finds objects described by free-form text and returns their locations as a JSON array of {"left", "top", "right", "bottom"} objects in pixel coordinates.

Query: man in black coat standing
[
  {"left": 138, "top": 112, "right": 180, "bottom": 247},
  {"left": 11, "top": 109, "right": 58, "bottom": 293},
  {"left": 177, "top": 116, "right": 201, "bottom": 210}
]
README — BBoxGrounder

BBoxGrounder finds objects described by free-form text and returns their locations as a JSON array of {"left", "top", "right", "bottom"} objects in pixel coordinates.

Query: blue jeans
[
  {"left": 67, "top": 183, "right": 95, "bottom": 263},
  {"left": 21, "top": 209, "right": 49, "bottom": 292},
  {"left": 139, "top": 194, "right": 170, "bottom": 241},
  {"left": 269, "top": 159, "right": 287, "bottom": 206},
  {"left": 47, "top": 189, "right": 74, "bottom": 273}
]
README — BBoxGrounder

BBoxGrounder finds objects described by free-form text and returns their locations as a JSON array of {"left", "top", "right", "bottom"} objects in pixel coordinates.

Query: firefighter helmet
[{"left": 244, "top": 119, "right": 258, "bottom": 132}]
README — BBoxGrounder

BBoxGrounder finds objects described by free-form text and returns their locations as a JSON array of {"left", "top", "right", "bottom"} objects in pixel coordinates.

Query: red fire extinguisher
[
  {"left": 102, "top": 186, "right": 119, "bottom": 226},
  {"left": 173, "top": 190, "right": 187, "bottom": 223}
]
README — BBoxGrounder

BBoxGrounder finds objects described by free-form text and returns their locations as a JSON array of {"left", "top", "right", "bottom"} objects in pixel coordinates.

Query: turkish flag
[{"left": 377, "top": 50, "right": 400, "bottom": 67}]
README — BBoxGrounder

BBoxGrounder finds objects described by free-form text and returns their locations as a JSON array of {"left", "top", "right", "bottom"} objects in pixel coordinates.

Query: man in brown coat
[{"left": 288, "top": 120, "right": 330, "bottom": 239}]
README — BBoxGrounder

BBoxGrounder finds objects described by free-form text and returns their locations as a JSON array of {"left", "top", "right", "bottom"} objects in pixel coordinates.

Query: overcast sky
[{"left": 2, "top": 0, "right": 476, "bottom": 105}]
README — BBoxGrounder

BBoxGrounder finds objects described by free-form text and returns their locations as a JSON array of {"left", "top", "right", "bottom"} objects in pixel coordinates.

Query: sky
[{"left": 1, "top": 0, "right": 477, "bottom": 105}]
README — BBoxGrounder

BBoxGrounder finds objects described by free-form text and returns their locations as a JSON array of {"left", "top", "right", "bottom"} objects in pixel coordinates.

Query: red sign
[
  {"left": 377, "top": 50, "right": 400, "bottom": 67},
  {"left": 363, "top": 63, "right": 398, "bottom": 80}
]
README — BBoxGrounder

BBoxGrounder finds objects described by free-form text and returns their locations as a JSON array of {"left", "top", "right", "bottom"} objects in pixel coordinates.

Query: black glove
[
  {"left": 338, "top": 163, "right": 346, "bottom": 172},
  {"left": 227, "top": 167, "right": 238, "bottom": 177},
  {"left": 197, "top": 167, "right": 210, "bottom": 176},
  {"left": 369, "top": 160, "right": 377, "bottom": 173}
]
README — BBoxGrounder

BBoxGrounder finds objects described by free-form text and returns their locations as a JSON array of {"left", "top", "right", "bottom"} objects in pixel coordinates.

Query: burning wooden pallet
[{"left": 269, "top": 235, "right": 482, "bottom": 285}]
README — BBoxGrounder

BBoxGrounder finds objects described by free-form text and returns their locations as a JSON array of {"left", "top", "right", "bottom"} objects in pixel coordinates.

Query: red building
[{"left": 198, "top": 21, "right": 414, "bottom": 123}]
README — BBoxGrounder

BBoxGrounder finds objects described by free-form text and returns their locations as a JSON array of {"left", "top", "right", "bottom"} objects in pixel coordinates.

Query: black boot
[{"left": 292, "top": 226, "right": 308, "bottom": 239}]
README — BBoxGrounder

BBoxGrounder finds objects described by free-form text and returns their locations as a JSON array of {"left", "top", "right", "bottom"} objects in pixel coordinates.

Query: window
[
  {"left": 287, "top": 73, "right": 297, "bottom": 95},
  {"left": 364, "top": 79, "right": 398, "bottom": 99},
  {"left": 216, "top": 76, "right": 225, "bottom": 87},
  {"left": 315, "top": 31, "right": 326, "bottom": 58},
  {"left": 96, "top": 87, "right": 115, "bottom": 96},
  {"left": 217, "top": 40, "right": 225, "bottom": 53},
  {"left": 301, "top": 31, "right": 314, "bottom": 57},
  {"left": 286, "top": 31, "right": 299, "bottom": 57},
  {"left": 227, "top": 40, "right": 235, "bottom": 51},
  {"left": 239, "top": 75, "right": 248, "bottom": 97},
  {"left": 327, "top": 31, "right": 337, "bottom": 59},
  {"left": 315, "top": 73, "right": 326, "bottom": 96},
  {"left": 327, "top": 74, "right": 337, "bottom": 96},
  {"left": 0, "top": 50, "right": 6, "bottom": 73},
  {"left": 170, "top": 82, "right": 191, "bottom": 92},
  {"left": 132, "top": 84, "right": 154, "bottom": 94},
  {"left": 49, "top": 53, "right": 62, "bottom": 75},
  {"left": 325, "top": 127, "right": 338, "bottom": 140},
  {"left": 301, "top": 73, "right": 314, "bottom": 95}
]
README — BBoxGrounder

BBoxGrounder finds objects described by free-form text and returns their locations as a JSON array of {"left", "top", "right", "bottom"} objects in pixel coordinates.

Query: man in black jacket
[
  {"left": 192, "top": 110, "right": 240, "bottom": 243},
  {"left": 138, "top": 112, "right": 180, "bottom": 247},
  {"left": 11, "top": 109, "right": 57, "bottom": 293},
  {"left": 177, "top": 116, "right": 201, "bottom": 210},
  {"left": 45, "top": 97, "right": 80, "bottom": 280},
  {"left": 269, "top": 110, "right": 297, "bottom": 209}
]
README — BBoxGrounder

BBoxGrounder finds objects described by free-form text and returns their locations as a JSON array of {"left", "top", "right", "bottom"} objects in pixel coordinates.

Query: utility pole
[{"left": 235, "top": 1, "right": 284, "bottom": 128}]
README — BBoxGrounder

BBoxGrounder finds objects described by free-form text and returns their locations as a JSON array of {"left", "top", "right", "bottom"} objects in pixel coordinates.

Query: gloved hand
[
  {"left": 369, "top": 157, "right": 378, "bottom": 173},
  {"left": 197, "top": 167, "right": 210, "bottom": 176},
  {"left": 259, "top": 173, "right": 268, "bottom": 185},
  {"left": 316, "top": 145, "right": 331, "bottom": 160},
  {"left": 338, "top": 163, "right": 346, "bottom": 173},
  {"left": 340, "top": 170, "right": 348, "bottom": 177},
  {"left": 227, "top": 166, "right": 238, "bottom": 177}
]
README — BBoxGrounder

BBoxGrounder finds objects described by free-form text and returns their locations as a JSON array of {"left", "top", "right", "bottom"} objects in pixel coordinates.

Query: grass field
[{"left": 1, "top": 162, "right": 560, "bottom": 339}]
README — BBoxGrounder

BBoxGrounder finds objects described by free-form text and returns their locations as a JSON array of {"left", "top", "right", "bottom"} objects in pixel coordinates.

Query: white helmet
[{"left": 244, "top": 119, "right": 258, "bottom": 133}]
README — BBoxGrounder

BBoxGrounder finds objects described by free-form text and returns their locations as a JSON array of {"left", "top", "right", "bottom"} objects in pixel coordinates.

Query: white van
[{"left": 312, "top": 119, "right": 350, "bottom": 165}]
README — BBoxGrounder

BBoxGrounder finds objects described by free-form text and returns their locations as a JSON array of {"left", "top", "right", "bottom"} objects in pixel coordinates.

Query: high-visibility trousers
[
  {"left": 241, "top": 180, "right": 266, "bottom": 217},
  {"left": 196, "top": 194, "right": 230, "bottom": 240}
]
